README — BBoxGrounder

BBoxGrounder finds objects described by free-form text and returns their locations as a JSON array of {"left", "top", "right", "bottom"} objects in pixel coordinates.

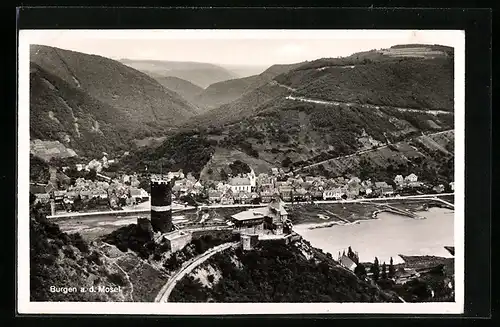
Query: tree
[
  {"left": 388, "top": 257, "right": 396, "bottom": 279},
  {"left": 86, "top": 169, "right": 97, "bottom": 181},
  {"left": 371, "top": 257, "right": 380, "bottom": 281},
  {"left": 73, "top": 194, "right": 83, "bottom": 211},
  {"left": 138, "top": 178, "right": 151, "bottom": 193},
  {"left": 354, "top": 262, "right": 367, "bottom": 279},
  {"left": 281, "top": 157, "right": 292, "bottom": 168},
  {"left": 347, "top": 246, "right": 358, "bottom": 263},
  {"left": 220, "top": 169, "right": 228, "bottom": 181},
  {"left": 29, "top": 192, "right": 36, "bottom": 205},
  {"left": 229, "top": 160, "right": 251, "bottom": 176},
  {"left": 381, "top": 262, "right": 387, "bottom": 280},
  {"left": 118, "top": 197, "right": 127, "bottom": 207}
]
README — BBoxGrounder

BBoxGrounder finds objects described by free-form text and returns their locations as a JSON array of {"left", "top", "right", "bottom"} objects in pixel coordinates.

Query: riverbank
[
  {"left": 293, "top": 207, "right": 419, "bottom": 231},
  {"left": 293, "top": 207, "right": 454, "bottom": 264}
]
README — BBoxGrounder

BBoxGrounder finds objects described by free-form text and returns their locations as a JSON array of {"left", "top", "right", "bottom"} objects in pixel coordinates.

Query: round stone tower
[{"left": 150, "top": 176, "right": 173, "bottom": 233}]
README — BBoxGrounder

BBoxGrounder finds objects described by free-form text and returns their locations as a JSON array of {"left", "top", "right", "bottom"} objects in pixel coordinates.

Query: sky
[{"left": 22, "top": 30, "right": 461, "bottom": 67}]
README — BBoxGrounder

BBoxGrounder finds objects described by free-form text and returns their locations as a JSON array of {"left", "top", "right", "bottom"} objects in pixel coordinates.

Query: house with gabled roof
[
  {"left": 235, "top": 191, "right": 251, "bottom": 204},
  {"left": 220, "top": 190, "right": 234, "bottom": 205},
  {"left": 208, "top": 190, "right": 222, "bottom": 203},
  {"left": 394, "top": 175, "right": 404, "bottom": 186},
  {"left": 339, "top": 255, "right": 357, "bottom": 272}
]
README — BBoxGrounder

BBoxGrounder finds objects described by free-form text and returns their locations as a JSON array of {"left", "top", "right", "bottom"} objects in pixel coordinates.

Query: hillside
[
  {"left": 194, "top": 62, "right": 305, "bottom": 109},
  {"left": 152, "top": 76, "right": 204, "bottom": 109},
  {"left": 122, "top": 44, "right": 454, "bottom": 182},
  {"left": 30, "top": 45, "right": 200, "bottom": 158},
  {"left": 188, "top": 44, "right": 453, "bottom": 128},
  {"left": 219, "top": 64, "right": 268, "bottom": 77},
  {"left": 298, "top": 130, "right": 454, "bottom": 185},
  {"left": 30, "top": 63, "right": 136, "bottom": 157},
  {"left": 119, "top": 59, "right": 238, "bottom": 88},
  {"left": 169, "top": 238, "right": 398, "bottom": 302},
  {"left": 120, "top": 131, "right": 217, "bottom": 178},
  {"left": 29, "top": 204, "right": 171, "bottom": 302}
]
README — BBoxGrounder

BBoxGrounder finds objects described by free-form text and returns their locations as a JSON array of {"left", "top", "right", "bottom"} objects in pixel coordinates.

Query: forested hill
[
  {"left": 122, "top": 45, "right": 454, "bottom": 183},
  {"left": 170, "top": 239, "right": 399, "bottom": 303},
  {"left": 187, "top": 44, "right": 454, "bottom": 129},
  {"left": 194, "top": 62, "right": 306, "bottom": 109},
  {"left": 280, "top": 51, "right": 453, "bottom": 112},
  {"left": 30, "top": 63, "right": 135, "bottom": 157},
  {"left": 31, "top": 45, "right": 199, "bottom": 125},
  {"left": 152, "top": 76, "right": 205, "bottom": 109},
  {"left": 29, "top": 45, "right": 201, "bottom": 158}
]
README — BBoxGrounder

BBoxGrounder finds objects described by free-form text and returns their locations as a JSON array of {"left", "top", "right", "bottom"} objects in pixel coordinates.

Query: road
[
  {"left": 196, "top": 193, "right": 455, "bottom": 209},
  {"left": 155, "top": 242, "right": 239, "bottom": 303},
  {"left": 284, "top": 95, "right": 453, "bottom": 116},
  {"left": 198, "top": 203, "right": 267, "bottom": 209},
  {"left": 270, "top": 79, "right": 453, "bottom": 116},
  {"left": 268, "top": 80, "right": 297, "bottom": 92},
  {"left": 293, "top": 129, "right": 453, "bottom": 173},
  {"left": 293, "top": 144, "right": 389, "bottom": 173},
  {"left": 306, "top": 193, "right": 454, "bottom": 205},
  {"left": 50, "top": 193, "right": 454, "bottom": 221},
  {"left": 47, "top": 202, "right": 195, "bottom": 219}
]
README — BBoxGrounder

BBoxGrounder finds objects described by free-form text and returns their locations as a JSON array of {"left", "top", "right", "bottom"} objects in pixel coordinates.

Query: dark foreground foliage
[
  {"left": 170, "top": 242, "right": 397, "bottom": 303},
  {"left": 30, "top": 206, "right": 125, "bottom": 301}
]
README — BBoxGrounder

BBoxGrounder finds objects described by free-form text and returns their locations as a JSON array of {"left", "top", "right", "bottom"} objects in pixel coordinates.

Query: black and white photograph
[{"left": 18, "top": 28, "right": 464, "bottom": 314}]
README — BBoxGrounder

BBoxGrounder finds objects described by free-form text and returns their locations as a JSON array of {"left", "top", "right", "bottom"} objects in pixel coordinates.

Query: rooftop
[
  {"left": 231, "top": 208, "right": 267, "bottom": 221},
  {"left": 163, "top": 230, "right": 190, "bottom": 241},
  {"left": 230, "top": 177, "right": 251, "bottom": 186},
  {"left": 339, "top": 255, "right": 357, "bottom": 269}
]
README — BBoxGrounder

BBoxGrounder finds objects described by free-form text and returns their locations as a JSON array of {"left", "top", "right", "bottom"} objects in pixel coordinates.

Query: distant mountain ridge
[
  {"left": 152, "top": 76, "right": 205, "bottom": 109},
  {"left": 194, "top": 62, "right": 305, "bottom": 109},
  {"left": 119, "top": 59, "right": 239, "bottom": 88}
]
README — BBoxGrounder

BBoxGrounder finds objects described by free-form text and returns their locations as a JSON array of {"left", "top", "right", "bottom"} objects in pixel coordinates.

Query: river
[{"left": 293, "top": 207, "right": 454, "bottom": 264}]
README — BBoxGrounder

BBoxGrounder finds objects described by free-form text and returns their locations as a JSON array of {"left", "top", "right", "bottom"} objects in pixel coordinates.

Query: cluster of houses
[
  {"left": 67, "top": 152, "right": 119, "bottom": 173},
  {"left": 202, "top": 167, "right": 450, "bottom": 204},
  {"left": 30, "top": 173, "right": 150, "bottom": 212}
]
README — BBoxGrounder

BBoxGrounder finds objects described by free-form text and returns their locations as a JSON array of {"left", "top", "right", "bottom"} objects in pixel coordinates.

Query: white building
[
  {"left": 394, "top": 175, "right": 404, "bottom": 185},
  {"left": 229, "top": 177, "right": 252, "bottom": 193},
  {"left": 86, "top": 159, "right": 103, "bottom": 172},
  {"left": 323, "top": 188, "right": 344, "bottom": 200},
  {"left": 164, "top": 231, "right": 192, "bottom": 253},
  {"left": 405, "top": 173, "right": 418, "bottom": 183}
]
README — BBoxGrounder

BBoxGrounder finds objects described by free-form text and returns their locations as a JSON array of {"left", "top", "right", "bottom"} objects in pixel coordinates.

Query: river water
[{"left": 293, "top": 207, "right": 454, "bottom": 264}]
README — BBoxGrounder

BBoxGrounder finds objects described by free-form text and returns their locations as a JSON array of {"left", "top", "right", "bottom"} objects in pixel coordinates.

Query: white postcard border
[{"left": 17, "top": 29, "right": 465, "bottom": 315}]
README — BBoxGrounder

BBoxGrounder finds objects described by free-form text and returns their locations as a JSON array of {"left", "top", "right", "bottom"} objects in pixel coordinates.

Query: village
[
  {"left": 29, "top": 154, "right": 456, "bottom": 304},
  {"left": 29, "top": 153, "right": 455, "bottom": 214}
]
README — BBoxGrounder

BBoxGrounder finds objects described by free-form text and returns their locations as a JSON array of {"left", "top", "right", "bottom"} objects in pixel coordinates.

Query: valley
[{"left": 28, "top": 42, "right": 457, "bottom": 305}]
